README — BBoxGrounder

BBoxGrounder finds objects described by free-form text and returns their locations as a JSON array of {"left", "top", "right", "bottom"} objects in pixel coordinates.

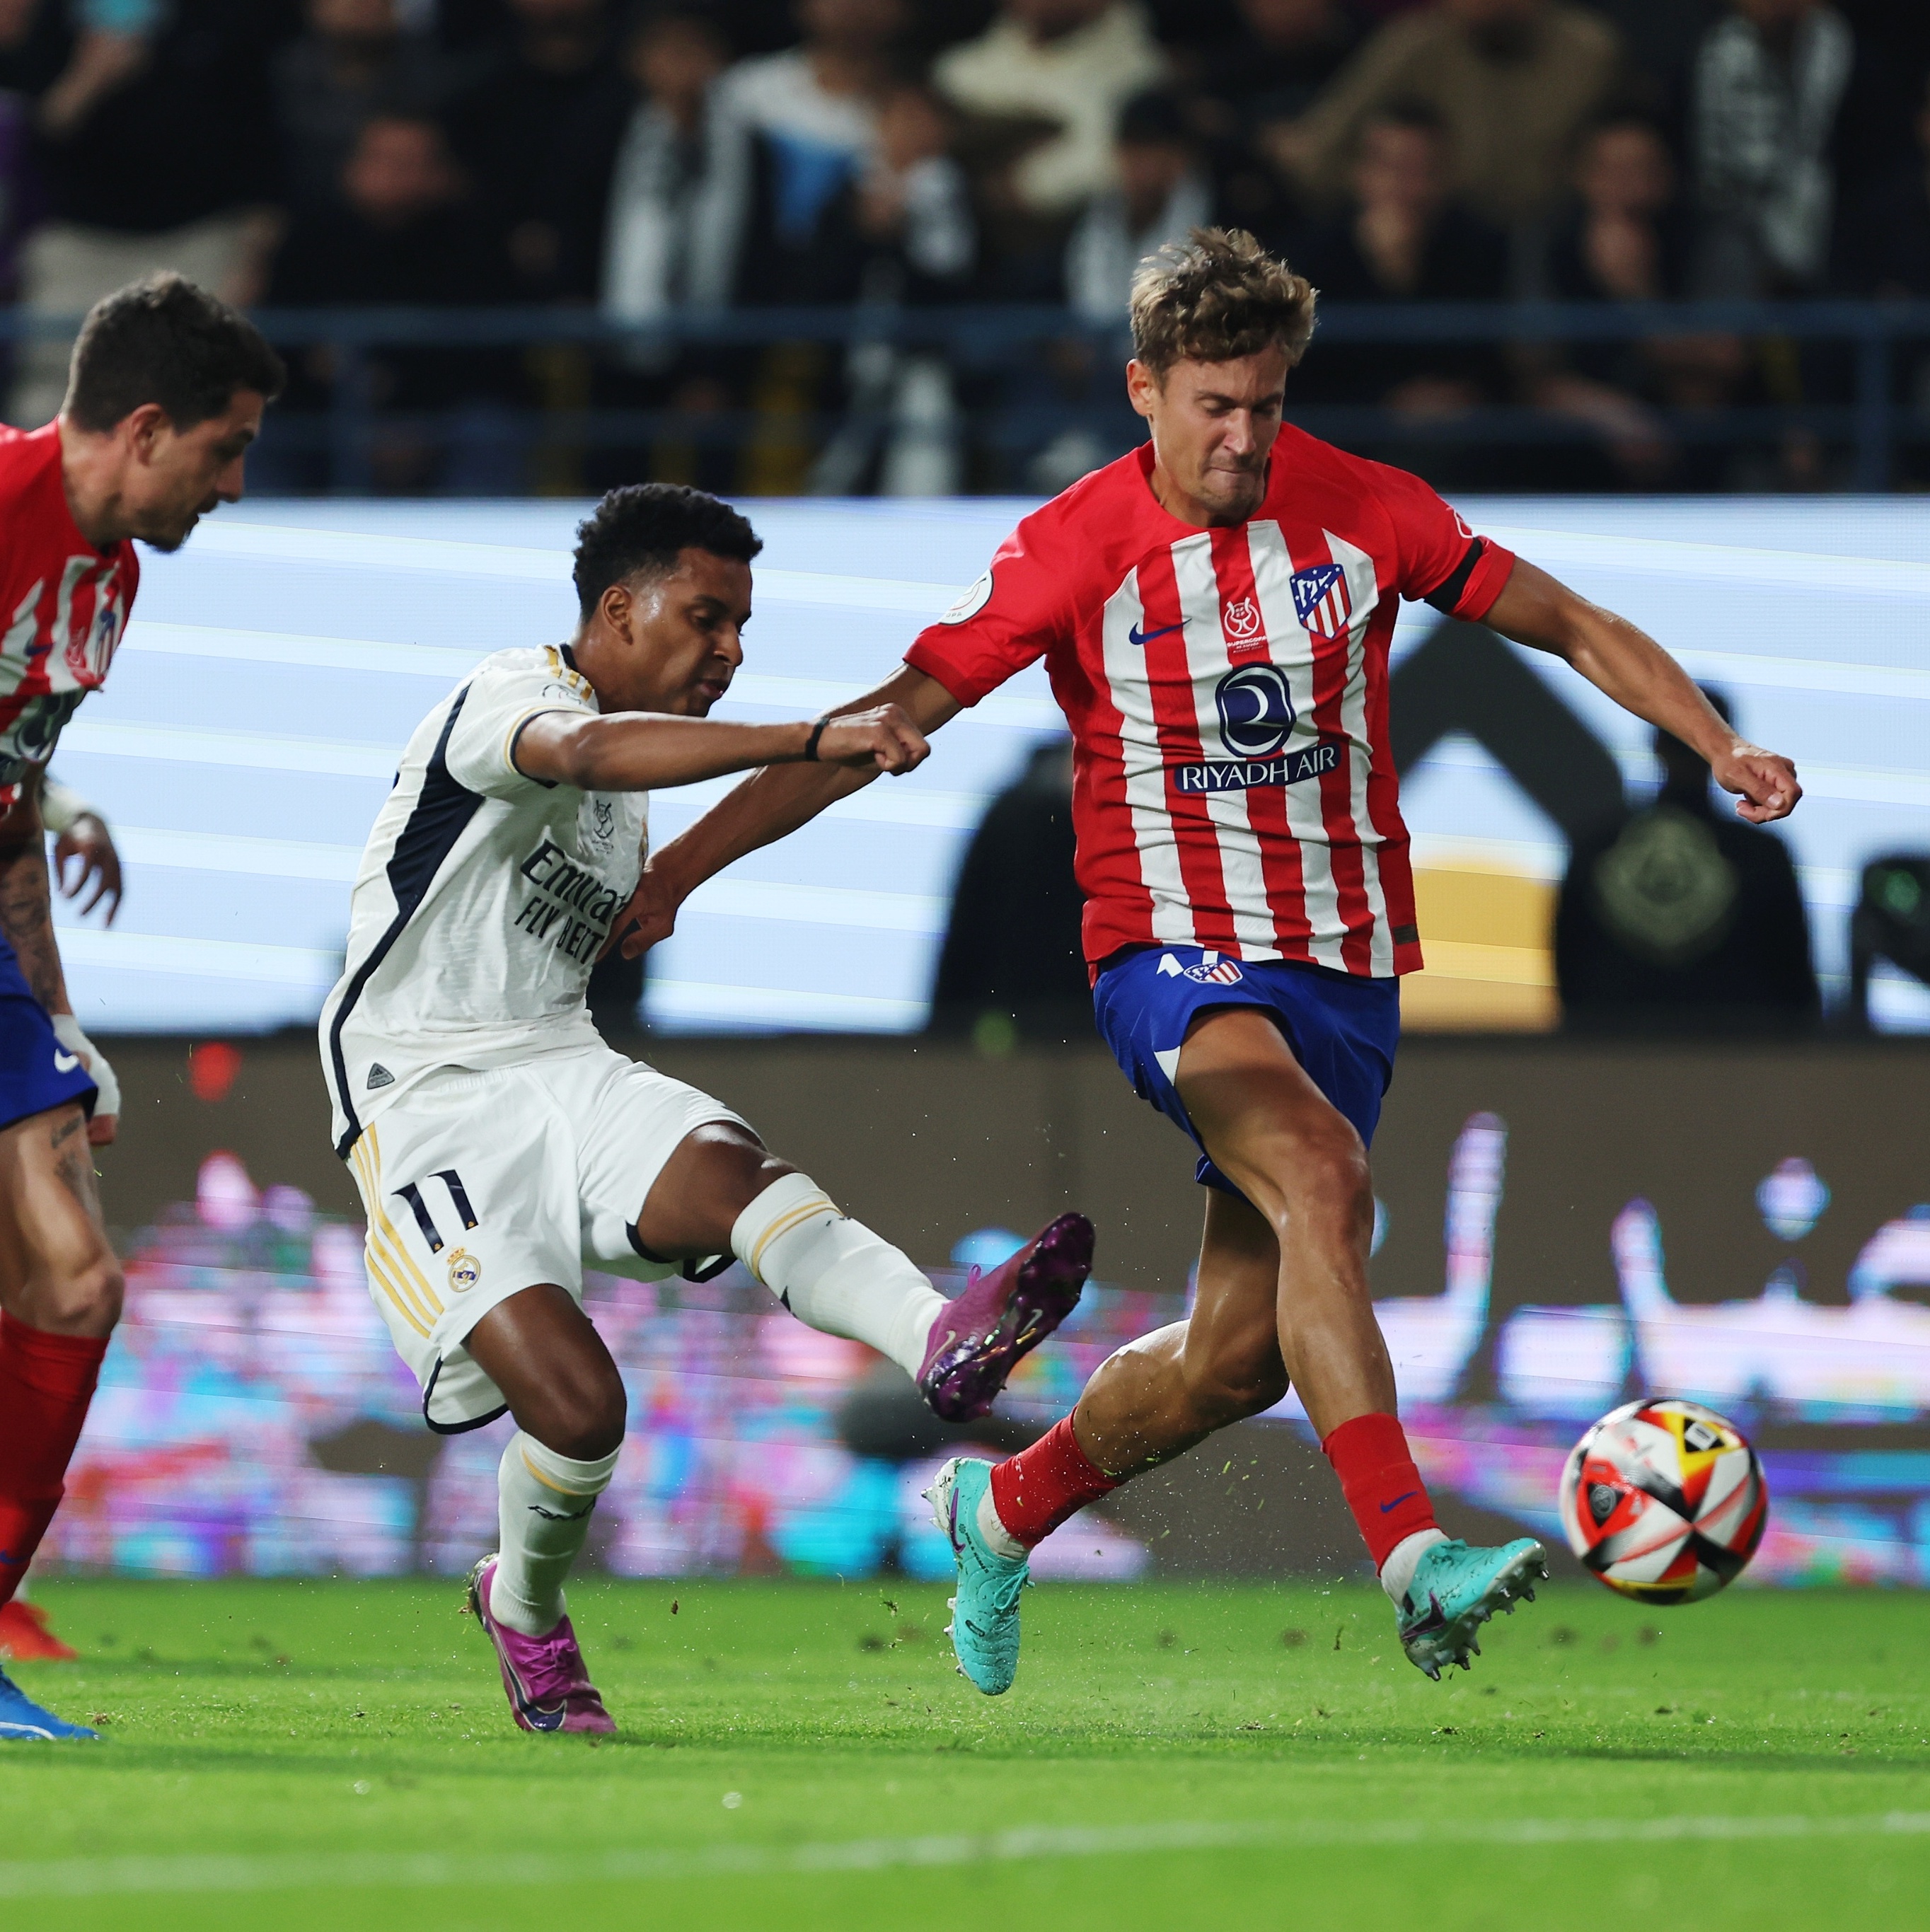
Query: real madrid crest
[{"left": 447, "top": 1247, "right": 482, "bottom": 1294}]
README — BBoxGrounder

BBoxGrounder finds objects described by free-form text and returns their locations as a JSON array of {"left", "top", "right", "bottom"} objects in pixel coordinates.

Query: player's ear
[
  {"left": 598, "top": 578, "right": 637, "bottom": 641},
  {"left": 1125, "top": 358, "right": 1160, "bottom": 422},
  {"left": 121, "top": 402, "right": 171, "bottom": 461}
]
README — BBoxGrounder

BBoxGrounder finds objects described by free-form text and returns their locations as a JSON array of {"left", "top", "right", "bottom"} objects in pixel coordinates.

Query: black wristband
[{"left": 802, "top": 717, "right": 829, "bottom": 763}]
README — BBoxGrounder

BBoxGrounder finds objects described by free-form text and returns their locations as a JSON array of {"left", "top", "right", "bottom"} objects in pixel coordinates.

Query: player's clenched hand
[
  {"left": 1712, "top": 743, "right": 1801, "bottom": 824},
  {"left": 811, "top": 705, "right": 928, "bottom": 774},
  {"left": 601, "top": 864, "right": 680, "bottom": 964}
]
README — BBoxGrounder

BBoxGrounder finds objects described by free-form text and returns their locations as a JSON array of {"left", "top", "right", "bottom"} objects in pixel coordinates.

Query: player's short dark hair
[
  {"left": 64, "top": 272, "right": 285, "bottom": 434},
  {"left": 1131, "top": 227, "right": 1318, "bottom": 377},
  {"left": 572, "top": 483, "right": 763, "bottom": 616}
]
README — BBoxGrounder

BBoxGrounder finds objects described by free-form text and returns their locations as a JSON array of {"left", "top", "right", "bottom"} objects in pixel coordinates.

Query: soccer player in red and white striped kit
[
  {"left": 0, "top": 277, "right": 281, "bottom": 1737},
  {"left": 625, "top": 229, "right": 1803, "bottom": 1689}
]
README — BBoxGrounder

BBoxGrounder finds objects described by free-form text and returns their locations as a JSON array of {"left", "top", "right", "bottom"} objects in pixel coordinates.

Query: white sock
[
  {"left": 490, "top": 1431, "right": 621, "bottom": 1638},
  {"left": 731, "top": 1173, "right": 946, "bottom": 1380},
  {"left": 976, "top": 1481, "right": 1029, "bottom": 1561},
  {"left": 1380, "top": 1527, "right": 1450, "bottom": 1607}
]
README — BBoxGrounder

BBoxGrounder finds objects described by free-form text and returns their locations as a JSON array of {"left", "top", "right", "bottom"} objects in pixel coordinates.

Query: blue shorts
[
  {"left": 1092, "top": 946, "right": 1399, "bottom": 1196},
  {"left": 0, "top": 932, "right": 96, "bottom": 1135}
]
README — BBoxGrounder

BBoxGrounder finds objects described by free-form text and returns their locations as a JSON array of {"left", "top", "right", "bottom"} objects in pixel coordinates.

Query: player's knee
[
  {"left": 541, "top": 1369, "right": 628, "bottom": 1462},
  {"left": 1276, "top": 1118, "right": 1372, "bottom": 1235}
]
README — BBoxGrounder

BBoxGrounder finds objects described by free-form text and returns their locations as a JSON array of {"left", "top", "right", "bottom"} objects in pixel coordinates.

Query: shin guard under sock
[
  {"left": 730, "top": 1173, "right": 945, "bottom": 1379},
  {"left": 0, "top": 1311, "right": 108, "bottom": 1608},
  {"left": 490, "top": 1432, "right": 620, "bottom": 1638}
]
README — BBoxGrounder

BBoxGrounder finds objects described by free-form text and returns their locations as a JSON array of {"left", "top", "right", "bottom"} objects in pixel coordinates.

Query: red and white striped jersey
[
  {"left": 0, "top": 423, "right": 140, "bottom": 810},
  {"left": 906, "top": 431, "right": 1515, "bottom": 978}
]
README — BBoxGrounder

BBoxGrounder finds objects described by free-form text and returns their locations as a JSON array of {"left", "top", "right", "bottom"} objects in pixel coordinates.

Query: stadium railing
[{"left": 6, "top": 298, "right": 1926, "bottom": 494}]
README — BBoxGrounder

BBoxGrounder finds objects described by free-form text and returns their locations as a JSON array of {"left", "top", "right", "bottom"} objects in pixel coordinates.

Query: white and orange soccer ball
[{"left": 1559, "top": 1398, "right": 1768, "bottom": 1604}]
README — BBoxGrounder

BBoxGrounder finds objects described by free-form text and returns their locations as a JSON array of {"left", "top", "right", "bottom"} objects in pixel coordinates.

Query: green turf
[{"left": 1, "top": 1578, "right": 1926, "bottom": 1931}]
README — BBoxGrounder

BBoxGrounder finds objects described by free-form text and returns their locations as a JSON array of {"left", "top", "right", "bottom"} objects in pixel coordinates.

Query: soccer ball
[{"left": 1559, "top": 1398, "right": 1767, "bottom": 1604}]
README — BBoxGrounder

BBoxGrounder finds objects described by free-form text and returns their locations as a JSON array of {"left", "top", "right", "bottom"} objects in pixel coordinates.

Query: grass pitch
[{"left": 2, "top": 1578, "right": 1926, "bottom": 1932}]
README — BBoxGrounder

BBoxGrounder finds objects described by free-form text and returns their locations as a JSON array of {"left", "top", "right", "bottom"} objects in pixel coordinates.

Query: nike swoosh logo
[
  {"left": 52, "top": 1050, "right": 80, "bottom": 1073},
  {"left": 1380, "top": 1491, "right": 1419, "bottom": 1513},
  {"left": 1126, "top": 620, "right": 1186, "bottom": 647}
]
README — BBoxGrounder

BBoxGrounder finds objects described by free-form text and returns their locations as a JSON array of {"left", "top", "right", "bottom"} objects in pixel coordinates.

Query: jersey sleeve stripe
[{"left": 328, "top": 689, "right": 485, "bottom": 1157}]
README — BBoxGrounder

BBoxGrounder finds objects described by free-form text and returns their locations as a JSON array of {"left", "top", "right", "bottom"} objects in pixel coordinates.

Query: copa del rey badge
[{"left": 1290, "top": 563, "right": 1353, "bottom": 640}]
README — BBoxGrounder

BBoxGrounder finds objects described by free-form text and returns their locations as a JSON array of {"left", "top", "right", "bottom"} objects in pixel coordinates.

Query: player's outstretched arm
[
  {"left": 1482, "top": 557, "right": 1801, "bottom": 824},
  {"left": 615, "top": 665, "right": 962, "bottom": 959},
  {"left": 514, "top": 700, "right": 929, "bottom": 794},
  {"left": 0, "top": 787, "right": 118, "bottom": 1143}
]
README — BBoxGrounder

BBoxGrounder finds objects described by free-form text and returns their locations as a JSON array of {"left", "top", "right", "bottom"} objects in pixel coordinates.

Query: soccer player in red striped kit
[
  {"left": 623, "top": 230, "right": 1803, "bottom": 1689},
  {"left": 0, "top": 277, "right": 282, "bottom": 1737}
]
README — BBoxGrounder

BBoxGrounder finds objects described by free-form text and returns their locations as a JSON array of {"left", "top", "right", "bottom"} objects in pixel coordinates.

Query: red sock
[
  {"left": 0, "top": 1311, "right": 108, "bottom": 1608},
  {"left": 988, "top": 1415, "right": 1121, "bottom": 1549},
  {"left": 1321, "top": 1411, "right": 1439, "bottom": 1572}
]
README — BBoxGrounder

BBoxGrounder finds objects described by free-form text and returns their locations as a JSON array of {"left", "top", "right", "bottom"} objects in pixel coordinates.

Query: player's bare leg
[
  {"left": 940, "top": 1009, "right": 1542, "bottom": 1694},
  {"left": 0, "top": 1101, "right": 121, "bottom": 1740},
  {"left": 461, "top": 1283, "right": 625, "bottom": 1733},
  {"left": 639, "top": 1123, "right": 1091, "bottom": 1423}
]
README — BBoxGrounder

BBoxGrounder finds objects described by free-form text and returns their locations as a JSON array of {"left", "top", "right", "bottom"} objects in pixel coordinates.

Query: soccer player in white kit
[{"left": 320, "top": 486, "right": 1092, "bottom": 1733}]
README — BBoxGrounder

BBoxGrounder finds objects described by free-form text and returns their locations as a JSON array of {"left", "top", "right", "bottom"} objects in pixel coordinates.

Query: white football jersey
[{"left": 320, "top": 645, "right": 647, "bottom": 1155}]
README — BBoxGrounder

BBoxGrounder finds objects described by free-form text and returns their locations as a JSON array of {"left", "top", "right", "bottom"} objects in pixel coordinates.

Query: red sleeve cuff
[{"left": 904, "top": 632, "right": 991, "bottom": 707}]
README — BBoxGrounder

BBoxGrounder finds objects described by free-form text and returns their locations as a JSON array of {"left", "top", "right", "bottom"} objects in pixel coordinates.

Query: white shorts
[{"left": 344, "top": 1045, "right": 746, "bottom": 1431}]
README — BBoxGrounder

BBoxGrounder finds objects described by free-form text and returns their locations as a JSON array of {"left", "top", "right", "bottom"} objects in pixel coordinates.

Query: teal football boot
[
  {"left": 1397, "top": 1537, "right": 1547, "bottom": 1679},
  {"left": 926, "top": 1456, "right": 1028, "bottom": 1696}
]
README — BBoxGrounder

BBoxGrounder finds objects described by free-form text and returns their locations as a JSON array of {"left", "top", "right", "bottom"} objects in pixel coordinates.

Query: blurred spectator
[
  {"left": 807, "top": 82, "right": 976, "bottom": 494},
  {"left": 1195, "top": 0, "right": 1363, "bottom": 129},
  {"left": 275, "top": 0, "right": 462, "bottom": 215},
  {"left": 6, "top": 0, "right": 292, "bottom": 428},
  {"left": 1689, "top": 0, "right": 1852, "bottom": 297},
  {"left": 1064, "top": 88, "right": 1209, "bottom": 321},
  {"left": 1528, "top": 112, "right": 1689, "bottom": 484},
  {"left": 1556, "top": 688, "right": 1819, "bottom": 1036},
  {"left": 1272, "top": 0, "right": 1622, "bottom": 229},
  {"left": 934, "top": 0, "right": 1169, "bottom": 231},
  {"left": 1839, "top": 67, "right": 1930, "bottom": 300},
  {"left": 560, "top": 6, "right": 744, "bottom": 325},
  {"left": 1293, "top": 101, "right": 1508, "bottom": 419},
  {"left": 715, "top": 0, "right": 904, "bottom": 301},
  {"left": 268, "top": 112, "right": 520, "bottom": 489},
  {"left": 1189, "top": 0, "right": 1363, "bottom": 240},
  {"left": 444, "top": 0, "right": 613, "bottom": 296},
  {"left": 1838, "top": 66, "right": 1930, "bottom": 487}
]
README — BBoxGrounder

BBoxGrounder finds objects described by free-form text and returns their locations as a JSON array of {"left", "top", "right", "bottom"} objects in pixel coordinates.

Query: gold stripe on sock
[
  {"left": 749, "top": 1193, "right": 840, "bottom": 1283},
  {"left": 520, "top": 1447, "right": 605, "bottom": 1497}
]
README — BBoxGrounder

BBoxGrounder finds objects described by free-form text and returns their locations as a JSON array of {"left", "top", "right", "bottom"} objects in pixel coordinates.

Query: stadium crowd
[{"left": 1, "top": 0, "right": 1926, "bottom": 492}]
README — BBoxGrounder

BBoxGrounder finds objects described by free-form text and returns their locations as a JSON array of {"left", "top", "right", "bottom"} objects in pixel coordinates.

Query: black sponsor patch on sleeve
[{"left": 1392, "top": 923, "right": 1421, "bottom": 947}]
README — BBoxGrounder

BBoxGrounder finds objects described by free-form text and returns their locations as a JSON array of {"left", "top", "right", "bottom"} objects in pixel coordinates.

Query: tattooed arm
[
  {"left": 0, "top": 780, "right": 119, "bottom": 1145},
  {"left": 0, "top": 782, "right": 71, "bottom": 1015}
]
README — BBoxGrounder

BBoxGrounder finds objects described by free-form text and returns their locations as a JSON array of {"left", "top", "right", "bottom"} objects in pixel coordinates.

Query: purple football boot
[
  {"left": 466, "top": 1557, "right": 616, "bottom": 1735},
  {"left": 917, "top": 1212, "right": 1093, "bottom": 1423}
]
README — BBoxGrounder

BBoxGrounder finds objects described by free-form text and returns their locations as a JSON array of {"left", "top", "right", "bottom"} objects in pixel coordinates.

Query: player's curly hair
[
  {"left": 1129, "top": 228, "right": 1318, "bottom": 378},
  {"left": 572, "top": 483, "right": 764, "bottom": 616}
]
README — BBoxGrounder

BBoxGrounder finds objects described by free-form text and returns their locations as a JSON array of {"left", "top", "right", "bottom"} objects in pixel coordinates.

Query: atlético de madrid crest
[{"left": 1290, "top": 564, "right": 1353, "bottom": 640}]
